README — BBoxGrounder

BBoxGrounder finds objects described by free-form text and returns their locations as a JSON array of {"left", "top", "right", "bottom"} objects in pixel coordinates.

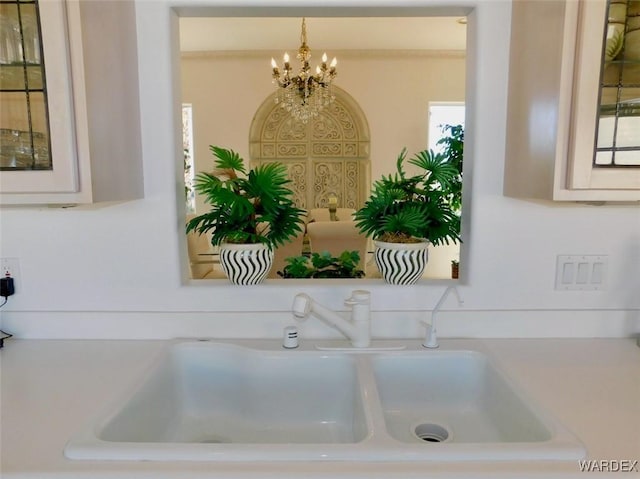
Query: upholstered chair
[
  {"left": 306, "top": 220, "right": 368, "bottom": 272},
  {"left": 186, "top": 215, "right": 217, "bottom": 279},
  {"left": 269, "top": 228, "right": 307, "bottom": 278}
]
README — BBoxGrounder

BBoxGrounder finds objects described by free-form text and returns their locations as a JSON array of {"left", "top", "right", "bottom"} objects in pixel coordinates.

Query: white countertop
[{"left": 1, "top": 338, "right": 639, "bottom": 478}]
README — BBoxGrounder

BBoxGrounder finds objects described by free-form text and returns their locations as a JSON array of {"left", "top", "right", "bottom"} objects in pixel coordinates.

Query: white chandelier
[{"left": 270, "top": 18, "right": 337, "bottom": 123}]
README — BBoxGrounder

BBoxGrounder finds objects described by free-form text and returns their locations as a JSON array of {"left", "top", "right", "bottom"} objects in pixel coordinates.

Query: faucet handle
[
  {"left": 344, "top": 289, "right": 370, "bottom": 307},
  {"left": 349, "top": 290, "right": 371, "bottom": 302}
]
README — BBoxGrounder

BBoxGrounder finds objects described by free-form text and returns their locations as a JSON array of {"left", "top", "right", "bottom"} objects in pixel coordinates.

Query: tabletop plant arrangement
[
  {"left": 354, "top": 147, "right": 460, "bottom": 285},
  {"left": 278, "top": 250, "right": 365, "bottom": 279},
  {"left": 186, "top": 145, "right": 305, "bottom": 285}
]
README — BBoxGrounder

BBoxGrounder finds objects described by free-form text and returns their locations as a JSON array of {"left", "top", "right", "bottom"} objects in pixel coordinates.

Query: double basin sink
[{"left": 65, "top": 340, "right": 585, "bottom": 462}]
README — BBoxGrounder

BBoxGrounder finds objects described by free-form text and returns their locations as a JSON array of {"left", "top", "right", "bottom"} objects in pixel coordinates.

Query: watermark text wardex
[{"left": 579, "top": 460, "right": 639, "bottom": 472}]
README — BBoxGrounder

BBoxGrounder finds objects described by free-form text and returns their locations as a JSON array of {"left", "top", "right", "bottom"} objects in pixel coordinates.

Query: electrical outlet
[
  {"left": 0, "top": 257, "right": 20, "bottom": 294},
  {"left": 555, "top": 255, "right": 608, "bottom": 291}
]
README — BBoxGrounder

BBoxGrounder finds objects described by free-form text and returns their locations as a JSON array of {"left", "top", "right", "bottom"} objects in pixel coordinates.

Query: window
[
  {"left": 428, "top": 102, "right": 465, "bottom": 153},
  {"left": 182, "top": 103, "right": 195, "bottom": 214},
  {"left": 0, "top": 0, "right": 51, "bottom": 170}
]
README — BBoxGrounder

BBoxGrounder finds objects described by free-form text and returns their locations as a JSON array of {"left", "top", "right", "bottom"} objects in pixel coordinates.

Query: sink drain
[{"left": 414, "top": 423, "right": 450, "bottom": 443}]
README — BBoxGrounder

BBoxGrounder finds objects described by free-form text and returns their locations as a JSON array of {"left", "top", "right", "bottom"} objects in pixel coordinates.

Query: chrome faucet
[
  {"left": 292, "top": 290, "right": 371, "bottom": 347},
  {"left": 423, "top": 285, "right": 464, "bottom": 349}
]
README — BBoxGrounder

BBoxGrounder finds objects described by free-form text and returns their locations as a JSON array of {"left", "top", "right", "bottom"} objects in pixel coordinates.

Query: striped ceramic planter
[
  {"left": 374, "top": 239, "right": 430, "bottom": 285},
  {"left": 219, "top": 243, "right": 273, "bottom": 285}
]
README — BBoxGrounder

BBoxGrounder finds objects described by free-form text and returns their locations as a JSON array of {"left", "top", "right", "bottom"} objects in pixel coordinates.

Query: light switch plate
[{"left": 555, "top": 255, "right": 608, "bottom": 291}]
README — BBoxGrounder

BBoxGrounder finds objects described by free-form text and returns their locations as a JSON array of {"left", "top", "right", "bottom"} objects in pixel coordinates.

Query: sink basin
[
  {"left": 100, "top": 342, "right": 367, "bottom": 445},
  {"left": 67, "top": 341, "right": 369, "bottom": 461},
  {"left": 372, "top": 352, "right": 553, "bottom": 444},
  {"left": 65, "top": 340, "right": 585, "bottom": 462}
]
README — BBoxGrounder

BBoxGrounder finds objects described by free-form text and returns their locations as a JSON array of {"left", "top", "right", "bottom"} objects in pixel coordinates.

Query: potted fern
[
  {"left": 186, "top": 146, "right": 305, "bottom": 285},
  {"left": 354, "top": 147, "right": 460, "bottom": 284}
]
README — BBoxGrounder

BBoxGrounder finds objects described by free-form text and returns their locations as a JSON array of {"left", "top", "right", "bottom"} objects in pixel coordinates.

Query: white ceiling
[{"left": 179, "top": 17, "right": 467, "bottom": 52}]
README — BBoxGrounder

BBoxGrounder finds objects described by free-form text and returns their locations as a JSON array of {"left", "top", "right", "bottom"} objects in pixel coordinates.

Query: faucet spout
[
  {"left": 423, "top": 285, "right": 463, "bottom": 349},
  {"left": 292, "top": 291, "right": 371, "bottom": 348}
]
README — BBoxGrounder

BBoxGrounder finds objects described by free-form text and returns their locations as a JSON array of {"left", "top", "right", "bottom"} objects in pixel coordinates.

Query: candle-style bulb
[
  {"left": 283, "top": 52, "right": 290, "bottom": 63},
  {"left": 330, "top": 57, "right": 337, "bottom": 68},
  {"left": 322, "top": 53, "right": 327, "bottom": 63},
  {"left": 271, "top": 58, "right": 278, "bottom": 69}
]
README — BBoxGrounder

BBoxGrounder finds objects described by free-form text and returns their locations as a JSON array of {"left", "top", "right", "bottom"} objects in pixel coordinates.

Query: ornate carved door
[{"left": 249, "top": 86, "right": 370, "bottom": 209}]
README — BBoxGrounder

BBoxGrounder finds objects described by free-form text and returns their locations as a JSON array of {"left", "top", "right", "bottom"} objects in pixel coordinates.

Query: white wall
[{"left": 0, "top": 0, "right": 638, "bottom": 340}]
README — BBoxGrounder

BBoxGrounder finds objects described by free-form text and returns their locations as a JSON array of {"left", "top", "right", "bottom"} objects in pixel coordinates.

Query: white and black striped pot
[
  {"left": 374, "top": 239, "right": 430, "bottom": 285},
  {"left": 219, "top": 243, "right": 273, "bottom": 285}
]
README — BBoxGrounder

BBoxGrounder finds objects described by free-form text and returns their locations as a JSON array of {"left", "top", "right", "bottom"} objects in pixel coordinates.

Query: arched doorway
[{"left": 249, "top": 86, "right": 370, "bottom": 210}]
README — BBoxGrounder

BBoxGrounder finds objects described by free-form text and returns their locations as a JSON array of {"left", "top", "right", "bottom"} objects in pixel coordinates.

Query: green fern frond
[
  {"left": 408, "top": 149, "right": 458, "bottom": 189},
  {"left": 381, "top": 205, "right": 429, "bottom": 237},
  {"left": 395, "top": 147, "right": 408, "bottom": 179},
  {"left": 193, "top": 172, "right": 222, "bottom": 203},
  {"left": 209, "top": 146, "right": 246, "bottom": 174},
  {"left": 245, "top": 163, "right": 293, "bottom": 203}
]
